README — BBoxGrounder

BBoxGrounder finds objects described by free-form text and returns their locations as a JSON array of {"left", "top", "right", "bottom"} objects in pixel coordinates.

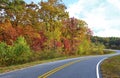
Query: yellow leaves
[
  {"left": 45, "top": 27, "right": 61, "bottom": 41},
  {"left": 33, "top": 33, "right": 41, "bottom": 39},
  {"left": 66, "top": 35, "right": 71, "bottom": 39},
  {"left": 54, "top": 27, "right": 61, "bottom": 41},
  {"left": 0, "top": 19, "right": 12, "bottom": 30}
]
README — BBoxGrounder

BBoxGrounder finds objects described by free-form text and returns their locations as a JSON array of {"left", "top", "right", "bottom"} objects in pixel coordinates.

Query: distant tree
[{"left": 91, "top": 36, "right": 120, "bottom": 49}]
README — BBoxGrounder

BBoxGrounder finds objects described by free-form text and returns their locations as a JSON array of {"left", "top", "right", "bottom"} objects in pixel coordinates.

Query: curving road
[{"left": 0, "top": 50, "right": 120, "bottom": 78}]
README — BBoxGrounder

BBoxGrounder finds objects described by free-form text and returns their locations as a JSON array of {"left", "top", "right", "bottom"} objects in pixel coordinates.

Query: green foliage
[
  {"left": 77, "top": 39, "right": 90, "bottom": 55},
  {"left": 0, "top": 42, "right": 14, "bottom": 66},
  {"left": 89, "top": 43, "right": 105, "bottom": 55},
  {"left": 0, "top": 42, "right": 7, "bottom": 66},
  {"left": 40, "top": 48, "right": 62, "bottom": 60},
  {"left": 0, "top": 36, "right": 31, "bottom": 66},
  {"left": 77, "top": 39, "right": 105, "bottom": 55},
  {"left": 13, "top": 36, "right": 31, "bottom": 64},
  {"left": 91, "top": 36, "right": 120, "bottom": 49}
]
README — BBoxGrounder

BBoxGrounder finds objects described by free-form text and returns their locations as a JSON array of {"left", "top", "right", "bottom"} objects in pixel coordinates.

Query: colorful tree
[
  {"left": 38, "top": 0, "right": 68, "bottom": 52},
  {"left": 0, "top": 19, "right": 18, "bottom": 45}
]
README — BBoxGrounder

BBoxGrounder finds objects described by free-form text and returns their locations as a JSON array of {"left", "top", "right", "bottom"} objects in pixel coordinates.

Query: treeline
[
  {"left": 91, "top": 36, "right": 120, "bottom": 49},
  {"left": 0, "top": 0, "right": 104, "bottom": 66}
]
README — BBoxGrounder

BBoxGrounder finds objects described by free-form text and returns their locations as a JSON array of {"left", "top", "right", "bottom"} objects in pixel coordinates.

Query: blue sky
[{"left": 24, "top": 0, "right": 120, "bottom": 37}]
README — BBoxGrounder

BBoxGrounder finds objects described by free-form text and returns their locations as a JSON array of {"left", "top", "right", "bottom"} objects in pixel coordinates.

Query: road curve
[{"left": 0, "top": 50, "right": 120, "bottom": 78}]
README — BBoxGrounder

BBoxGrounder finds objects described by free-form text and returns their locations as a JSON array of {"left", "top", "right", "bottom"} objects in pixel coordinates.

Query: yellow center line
[{"left": 38, "top": 60, "right": 81, "bottom": 78}]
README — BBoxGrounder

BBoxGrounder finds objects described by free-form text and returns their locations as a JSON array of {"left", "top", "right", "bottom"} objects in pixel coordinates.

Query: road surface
[{"left": 0, "top": 50, "right": 120, "bottom": 78}]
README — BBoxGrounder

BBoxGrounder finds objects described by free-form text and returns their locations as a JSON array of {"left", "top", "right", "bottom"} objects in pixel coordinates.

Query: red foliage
[
  {"left": 63, "top": 38, "right": 71, "bottom": 54},
  {"left": 31, "top": 31, "right": 47, "bottom": 51},
  {"left": 55, "top": 41, "right": 62, "bottom": 47}
]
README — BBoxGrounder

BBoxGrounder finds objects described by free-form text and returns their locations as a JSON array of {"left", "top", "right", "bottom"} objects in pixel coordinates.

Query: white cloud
[
  {"left": 66, "top": 0, "right": 120, "bottom": 37},
  {"left": 107, "top": 0, "right": 120, "bottom": 10},
  {"left": 95, "top": 29, "right": 120, "bottom": 37},
  {"left": 67, "top": 0, "right": 99, "bottom": 18}
]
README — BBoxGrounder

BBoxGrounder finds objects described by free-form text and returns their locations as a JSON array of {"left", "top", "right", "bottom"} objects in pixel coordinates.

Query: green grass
[
  {"left": 101, "top": 55, "right": 120, "bottom": 78},
  {"left": 0, "top": 50, "right": 115, "bottom": 74}
]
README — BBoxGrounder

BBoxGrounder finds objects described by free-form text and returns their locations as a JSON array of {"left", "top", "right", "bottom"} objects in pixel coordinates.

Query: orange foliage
[{"left": 0, "top": 19, "right": 18, "bottom": 45}]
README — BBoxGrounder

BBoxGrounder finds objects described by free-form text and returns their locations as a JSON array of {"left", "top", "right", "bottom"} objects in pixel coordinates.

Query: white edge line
[
  {"left": 96, "top": 50, "right": 120, "bottom": 78},
  {"left": 96, "top": 57, "right": 108, "bottom": 78}
]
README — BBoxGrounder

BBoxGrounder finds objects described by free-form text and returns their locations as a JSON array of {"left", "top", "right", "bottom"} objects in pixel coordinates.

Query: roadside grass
[
  {"left": 0, "top": 50, "right": 115, "bottom": 74},
  {"left": 0, "top": 55, "right": 80, "bottom": 73},
  {"left": 101, "top": 55, "right": 120, "bottom": 78}
]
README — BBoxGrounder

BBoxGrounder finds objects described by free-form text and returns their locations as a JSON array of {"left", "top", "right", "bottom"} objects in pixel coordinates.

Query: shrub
[
  {"left": 13, "top": 36, "right": 32, "bottom": 64},
  {"left": 0, "top": 36, "right": 32, "bottom": 66},
  {"left": 0, "top": 42, "right": 15, "bottom": 66},
  {"left": 39, "top": 48, "right": 62, "bottom": 60},
  {"left": 0, "top": 42, "right": 8, "bottom": 66},
  {"left": 89, "top": 43, "right": 105, "bottom": 55}
]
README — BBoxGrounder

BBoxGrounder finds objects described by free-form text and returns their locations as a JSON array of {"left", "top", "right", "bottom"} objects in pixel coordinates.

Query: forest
[
  {"left": 0, "top": 0, "right": 105, "bottom": 66},
  {"left": 91, "top": 36, "right": 120, "bottom": 49}
]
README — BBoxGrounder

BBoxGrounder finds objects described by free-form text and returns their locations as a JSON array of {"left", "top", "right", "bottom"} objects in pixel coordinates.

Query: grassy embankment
[
  {"left": 101, "top": 54, "right": 120, "bottom": 78},
  {"left": 0, "top": 50, "right": 114, "bottom": 74}
]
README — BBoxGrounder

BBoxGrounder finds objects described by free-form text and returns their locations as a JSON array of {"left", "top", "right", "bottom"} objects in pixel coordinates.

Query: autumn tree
[
  {"left": 0, "top": 0, "right": 26, "bottom": 25},
  {"left": 62, "top": 17, "right": 93, "bottom": 55},
  {"left": 0, "top": 19, "right": 18, "bottom": 45},
  {"left": 38, "top": 0, "right": 68, "bottom": 53}
]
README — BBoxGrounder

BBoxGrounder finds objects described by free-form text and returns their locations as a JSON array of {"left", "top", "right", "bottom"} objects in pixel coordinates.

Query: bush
[
  {"left": 0, "top": 42, "right": 8, "bottom": 66},
  {"left": 39, "top": 48, "right": 62, "bottom": 60},
  {"left": 77, "top": 39, "right": 91, "bottom": 55},
  {"left": 0, "top": 36, "right": 31, "bottom": 66},
  {"left": 13, "top": 36, "right": 32, "bottom": 64},
  {"left": 89, "top": 43, "right": 105, "bottom": 55},
  {"left": 0, "top": 42, "right": 15, "bottom": 66}
]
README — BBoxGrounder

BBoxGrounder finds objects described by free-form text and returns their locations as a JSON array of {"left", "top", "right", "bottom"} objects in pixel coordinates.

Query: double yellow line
[{"left": 38, "top": 60, "right": 81, "bottom": 78}]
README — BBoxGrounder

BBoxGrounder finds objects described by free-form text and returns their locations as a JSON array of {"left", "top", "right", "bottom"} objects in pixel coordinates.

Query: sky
[{"left": 24, "top": 0, "right": 120, "bottom": 37}]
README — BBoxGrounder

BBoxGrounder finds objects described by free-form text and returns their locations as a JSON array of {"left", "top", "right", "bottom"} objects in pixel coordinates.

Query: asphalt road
[{"left": 0, "top": 50, "right": 120, "bottom": 78}]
